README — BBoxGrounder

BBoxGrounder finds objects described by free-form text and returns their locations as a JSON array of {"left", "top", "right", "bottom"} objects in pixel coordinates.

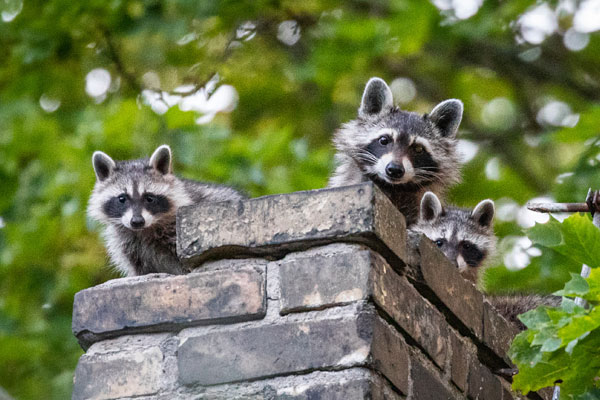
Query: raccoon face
[
  {"left": 89, "top": 145, "right": 189, "bottom": 231},
  {"left": 337, "top": 77, "right": 462, "bottom": 188},
  {"left": 414, "top": 192, "right": 496, "bottom": 271}
]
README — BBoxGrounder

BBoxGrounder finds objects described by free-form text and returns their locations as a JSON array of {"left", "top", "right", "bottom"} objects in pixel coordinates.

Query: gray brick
[
  {"left": 370, "top": 253, "right": 448, "bottom": 369},
  {"left": 177, "top": 305, "right": 409, "bottom": 394},
  {"left": 279, "top": 244, "right": 372, "bottom": 314},
  {"left": 178, "top": 308, "right": 372, "bottom": 386},
  {"left": 418, "top": 236, "right": 484, "bottom": 337},
  {"left": 449, "top": 329, "right": 472, "bottom": 393},
  {"left": 73, "top": 343, "right": 165, "bottom": 399},
  {"left": 134, "top": 369, "right": 403, "bottom": 400},
  {"left": 72, "top": 264, "right": 266, "bottom": 349},
  {"left": 410, "top": 359, "right": 456, "bottom": 400},
  {"left": 467, "top": 360, "right": 503, "bottom": 400},
  {"left": 177, "top": 182, "right": 406, "bottom": 267},
  {"left": 483, "top": 299, "right": 520, "bottom": 364}
]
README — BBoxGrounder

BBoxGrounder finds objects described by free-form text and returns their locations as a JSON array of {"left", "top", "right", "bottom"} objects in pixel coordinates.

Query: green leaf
[
  {"left": 527, "top": 214, "right": 600, "bottom": 269},
  {"left": 555, "top": 273, "right": 590, "bottom": 298},
  {"left": 527, "top": 218, "right": 563, "bottom": 247}
]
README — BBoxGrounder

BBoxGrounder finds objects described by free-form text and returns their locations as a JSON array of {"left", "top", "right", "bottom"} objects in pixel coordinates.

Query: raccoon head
[
  {"left": 414, "top": 192, "right": 496, "bottom": 273},
  {"left": 335, "top": 77, "right": 462, "bottom": 189},
  {"left": 88, "top": 145, "right": 191, "bottom": 231}
]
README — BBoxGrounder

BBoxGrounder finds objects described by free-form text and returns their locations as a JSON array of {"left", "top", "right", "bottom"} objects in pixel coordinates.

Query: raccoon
[
  {"left": 407, "top": 191, "right": 496, "bottom": 284},
  {"left": 87, "top": 145, "right": 245, "bottom": 276},
  {"left": 408, "top": 192, "right": 559, "bottom": 330},
  {"left": 329, "top": 77, "right": 463, "bottom": 225}
]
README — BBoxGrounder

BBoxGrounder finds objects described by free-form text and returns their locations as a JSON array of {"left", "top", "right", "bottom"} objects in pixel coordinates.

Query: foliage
[
  {"left": 509, "top": 214, "right": 600, "bottom": 399},
  {"left": 2, "top": 0, "right": 600, "bottom": 398}
]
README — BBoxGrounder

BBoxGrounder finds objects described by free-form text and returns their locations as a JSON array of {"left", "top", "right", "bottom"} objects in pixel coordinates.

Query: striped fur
[{"left": 88, "top": 145, "right": 245, "bottom": 276}]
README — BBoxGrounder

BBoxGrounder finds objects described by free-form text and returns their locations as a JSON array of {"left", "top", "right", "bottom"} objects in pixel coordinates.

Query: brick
[
  {"left": 279, "top": 244, "right": 372, "bottom": 313},
  {"left": 483, "top": 299, "right": 520, "bottom": 364},
  {"left": 72, "top": 264, "right": 266, "bottom": 349},
  {"left": 371, "top": 315, "right": 410, "bottom": 394},
  {"left": 144, "top": 368, "right": 403, "bottom": 400},
  {"left": 371, "top": 253, "right": 448, "bottom": 368},
  {"left": 410, "top": 359, "right": 456, "bottom": 400},
  {"left": 177, "top": 305, "right": 409, "bottom": 394},
  {"left": 73, "top": 336, "right": 168, "bottom": 400},
  {"left": 449, "top": 329, "right": 473, "bottom": 393},
  {"left": 467, "top": 360, "right": 503, "bottom": 400},
  {"left": 177, "top": 182, "right": 406, "bottom": 267},
  {"left": 418, "top": 236, "right": 484, "bottom": 337}
]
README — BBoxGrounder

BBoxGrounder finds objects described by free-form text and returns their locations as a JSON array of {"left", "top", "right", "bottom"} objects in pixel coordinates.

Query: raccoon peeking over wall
[
  {"left": 409, "top": 192, "right": 560, "bottom": 330},
  {"left": 408, "top": 191, "right": 496, "bottom": 284},
  {"left": 87, "top": 145, "right": 245, "bottom": 276},
  {"left": 329, "top": 77, "right": 463, "bottom": 225}
]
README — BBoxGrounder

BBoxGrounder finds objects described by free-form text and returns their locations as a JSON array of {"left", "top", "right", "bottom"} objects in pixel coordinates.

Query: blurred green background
[{"left": 2, "top": 0, "right": 600, "bottom": 398}]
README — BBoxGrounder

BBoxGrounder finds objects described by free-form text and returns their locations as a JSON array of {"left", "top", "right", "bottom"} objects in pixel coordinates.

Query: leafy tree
[
  {"left": 510, "top": 214, "right": 600, "bottom": 398},
  {"left": 2, "top": 0, "right": 600, "bottom": 398}
]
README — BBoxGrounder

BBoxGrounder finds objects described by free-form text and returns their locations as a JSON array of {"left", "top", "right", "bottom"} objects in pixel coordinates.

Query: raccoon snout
[
  {"left": 385, "top": 162, "right": 405, "bottom": 179},
  {"left": 130, "top": 215, "right": 145, "bottom": 229}
]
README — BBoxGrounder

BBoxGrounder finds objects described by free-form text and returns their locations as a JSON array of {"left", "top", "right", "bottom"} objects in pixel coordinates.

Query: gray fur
[
  {"left": 329, "top": 77, "right": 462, "bottom": 225},
  {"left": 488, "top": 295, "right": 561, "bottom": 331},
  {"left": 407, "top": 192, "right": 496, "bottom": 284},
  {"left": 88, "top": 145, "right": 245, "bottom": 276}
]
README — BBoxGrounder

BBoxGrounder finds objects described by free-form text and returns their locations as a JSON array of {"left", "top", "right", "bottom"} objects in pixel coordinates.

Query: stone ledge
[
  {"left": 72, "top": 262, "right": 266, "bottom": 349},
  {"left": 177, "top": 303, "right": 410, "bottom": 394},
  {"left": 176, "top": 182, "right": 406, "bottom": 268}
]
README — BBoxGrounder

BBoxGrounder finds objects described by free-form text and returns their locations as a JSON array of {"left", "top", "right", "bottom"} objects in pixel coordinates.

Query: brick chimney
[{"left": 71, "top": 183, "right": 550, "bottom": 399}]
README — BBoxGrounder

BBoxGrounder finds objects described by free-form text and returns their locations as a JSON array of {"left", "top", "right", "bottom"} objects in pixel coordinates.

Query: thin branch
[{"left": 98, "top": 26, "right": 142, "bottom": 93}]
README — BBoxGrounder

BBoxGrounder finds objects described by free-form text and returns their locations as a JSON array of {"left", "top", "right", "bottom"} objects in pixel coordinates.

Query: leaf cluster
[{"left": 510, "top": 214, "right": 600, "bottom": 398}]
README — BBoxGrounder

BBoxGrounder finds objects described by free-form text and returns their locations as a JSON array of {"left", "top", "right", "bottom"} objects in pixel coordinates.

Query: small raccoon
[
  {"left": 329, "top": 77, "right": 463, "bottom": 225},
  {"left": 408, "top": 191, "right": 496, "bottom": 283},
  {"left": 87, "top": 145, "right": 245, "bottom": 276},
  {"left": 409, "top": 192, "right": 559, "bottom": 330}
]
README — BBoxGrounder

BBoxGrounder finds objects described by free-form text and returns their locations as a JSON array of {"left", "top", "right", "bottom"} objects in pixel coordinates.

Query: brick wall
[{"left": 71, "top": 183, "right": 550, "bottom": 399}]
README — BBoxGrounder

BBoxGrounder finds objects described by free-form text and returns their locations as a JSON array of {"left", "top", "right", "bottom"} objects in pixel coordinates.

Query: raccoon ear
[
  {"left": 471, "top": 199, "right": 495, "bottom": 228},
  {"left": 420, "top": 191, "right": 443, "bottom": 222},
  {"left": 149, "top": 145, "right": 172, "bottom": 175},
  {"left": 359, "top": 77, "right": 394, "bottom": 118},
  {"left": 429, "top": 99, "right": 463, "bottom": 138},
  {"left": 92, "top": 151, "right": 116, "bottom": 181}
]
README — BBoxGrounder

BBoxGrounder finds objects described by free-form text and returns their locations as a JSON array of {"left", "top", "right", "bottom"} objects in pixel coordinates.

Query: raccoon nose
[
  {"left": 130, "top": 215, "right": 145, "bottom": 229},
  {"left": 385, "top": 162, "right": 405, "bottom": 179}
]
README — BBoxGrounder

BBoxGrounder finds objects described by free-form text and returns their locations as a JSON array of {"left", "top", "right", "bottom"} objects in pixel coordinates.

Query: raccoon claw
[{"left": 495, "top": 367, "right": 518, "bottom": 378}]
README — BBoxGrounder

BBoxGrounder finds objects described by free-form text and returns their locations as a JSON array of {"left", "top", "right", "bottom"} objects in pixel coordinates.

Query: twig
[{"left": 526, "top": 202, "right": 589, "bottom": 213}]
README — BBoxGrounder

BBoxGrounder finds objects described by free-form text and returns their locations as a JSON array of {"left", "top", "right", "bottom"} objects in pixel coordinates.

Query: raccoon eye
[
  {"left": 435, "top": 239, "right": 445, "bottom": 247},
  {"left": 463, "top": 242, "right": 472, "bottom": 250},
  {"left": 118, "top": 194, "right": 127, "bottom": 204},
  {"left": 378, "top": 136, "right": 391, "bottom": 146},
  {"left": 144, "top": 194, "right": 156, "bottom": 204},
  {"left": 413, "top": 144, "right": 424, "bottom": 153}
]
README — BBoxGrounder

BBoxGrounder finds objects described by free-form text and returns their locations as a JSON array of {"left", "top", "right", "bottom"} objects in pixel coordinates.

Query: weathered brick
[
  {"left": 73, "top": 334, "right": 170, "bottom": 400},
  {"left": 371, "top": 315, "right": 410, "bottom": 394},
  {"left": 134, "top": 368, "right": 403, "bottom": 400},
  {"left": 72, "top": 264, "right": 266, "bottom": 349},
  {"left": 467, "top": 360, "right": 503, "bottom": 400},
  {"left": 371, "top": 253, "right": 448, "bottom": 368},
  {"left": 278, "top": 244, "right": 372, "bottom": 313},
  {"left": 418, "top": 236, "right": 484, "bottom": 337},
  {"left": 483, "top": 299, "right": 520, "bottom": 364},
  {"left": 177, "top": 182, "right": 406, "bottom": 267},
  {"left": 410, "top": 358, "right": 456, "bottom": 400},
  {"left": 177, "top": 305, "right": 409, "bottom": 394},
  {"left": 449, "top": 329, "right": 473, "bottom": 393}
]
